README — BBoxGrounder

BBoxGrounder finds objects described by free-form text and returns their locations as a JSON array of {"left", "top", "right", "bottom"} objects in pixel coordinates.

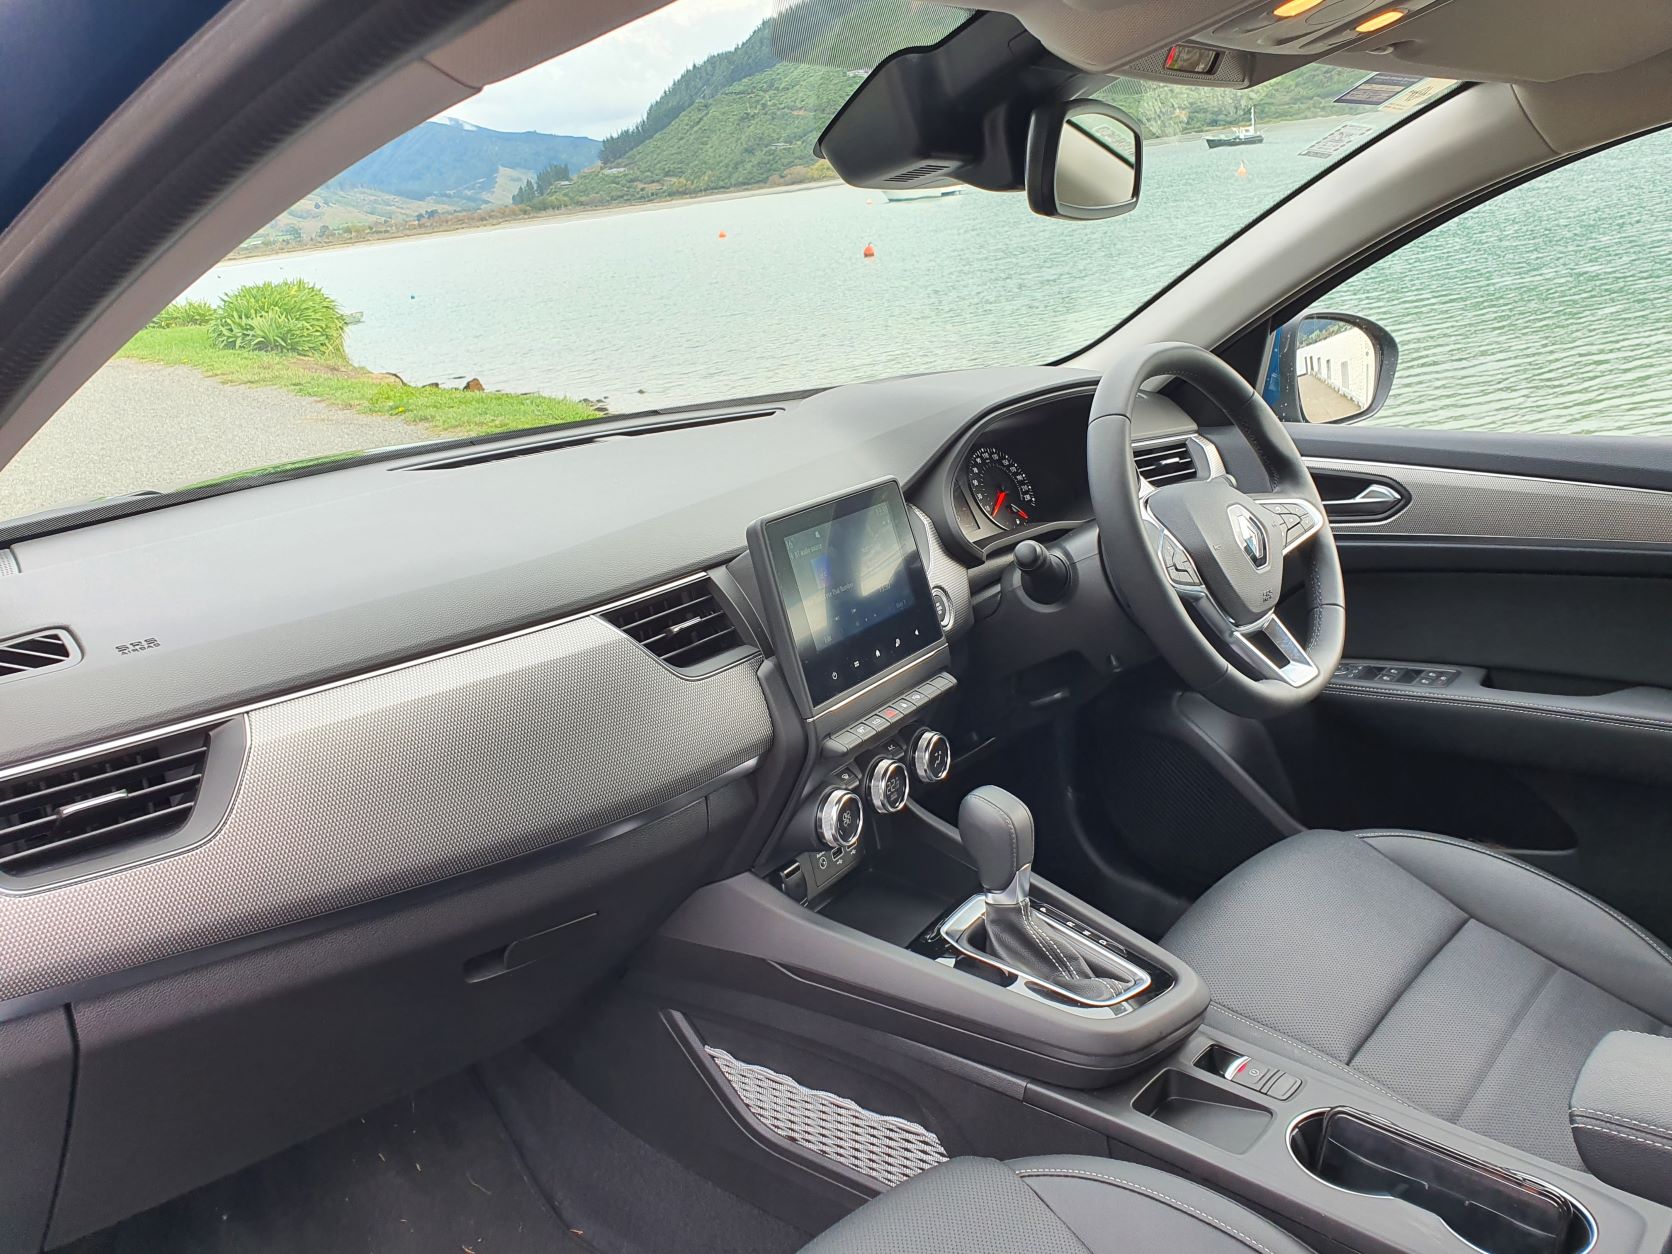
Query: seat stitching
[
  {"left": 1356, "top": 831, "right": 1672, "bottom": 969},
  {"left": 1210, "top": 1006, "right": 1417, "bottom": 1109},
  {"left": 1455, "top": 962, "right": 1558, "bottom": 1127},
  {"left": 1572, "top": 1109, "right": 1672, "bottom": 1141},
  {"left": 1572, "top": 1123, "right": 1672, "bottom": 1157},
  {"left": 1014, "top": 1168, "right": 1280, "bottom": 1254},
  {"left": 1346, "top": 915, "right": 1469, "bottom": 1068}
]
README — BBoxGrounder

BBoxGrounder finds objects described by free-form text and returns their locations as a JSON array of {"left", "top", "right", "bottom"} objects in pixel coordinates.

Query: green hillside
[
  {"left": 556, "top": 62, "right": 856, "bottom": 206},
  {"left": 597, "top": 22, "right": 780, "bottom": 164}
]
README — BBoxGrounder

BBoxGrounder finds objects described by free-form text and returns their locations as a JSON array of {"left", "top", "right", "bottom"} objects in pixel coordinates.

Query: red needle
[
  {"left": 991, "top": 490, "right": 1007, "bottom": 519},
  {"left": 1014, "top": 506, "right": 1030, "bottom": 521}
]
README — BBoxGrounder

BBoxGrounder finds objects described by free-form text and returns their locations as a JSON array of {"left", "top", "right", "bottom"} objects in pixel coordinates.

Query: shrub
[
  {"left": 210, "top": 280, "right": 347, "bottom": 358},
  {"left": 148, "top": 299, "right": 215, "bottom": 329}
]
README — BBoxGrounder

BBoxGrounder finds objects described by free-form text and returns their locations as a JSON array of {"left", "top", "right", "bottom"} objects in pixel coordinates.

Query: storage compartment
[
  {"left": 1289, "top": 1109, "right": 1596, "bottom": 1254},
  {"left": 1133, "top": 1068, "right": 1271, "bottom": 1153}
]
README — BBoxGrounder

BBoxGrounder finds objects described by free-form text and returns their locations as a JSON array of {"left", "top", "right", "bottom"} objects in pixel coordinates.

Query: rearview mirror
[
  {"left": 1267, "top": 311, "right": 1399, "bottom": 424},
  {"left": 1026, "top": 101, "right": 1141, "bottom": 221}
]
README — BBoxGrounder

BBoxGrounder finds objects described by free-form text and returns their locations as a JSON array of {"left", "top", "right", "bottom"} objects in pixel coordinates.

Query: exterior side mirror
[
  {"left": 1025, "top": 101, "right": 1141, "bottom": 221},
  {"left": 1265, "top": 311, "right": 1399, "bottom": 424}
]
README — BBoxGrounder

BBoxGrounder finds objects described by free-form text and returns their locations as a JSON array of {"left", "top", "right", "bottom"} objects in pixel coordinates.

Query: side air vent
[
  {"left": 602, "top": 580, "right": 749, "bottom": 673},
  {"left": 1134, "top": 439, "right": 1200, "bottom": 488},
  {"left": 0, "top": 628, "right": 80, "bottom": 682},
  {"left": 0, "top": 729, "right": 213, "bottom": 877}
]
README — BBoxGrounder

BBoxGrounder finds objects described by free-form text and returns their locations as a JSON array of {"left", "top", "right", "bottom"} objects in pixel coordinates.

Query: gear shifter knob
[{"left": 957, "top": 786, "right": 1035, "bottom": 895}]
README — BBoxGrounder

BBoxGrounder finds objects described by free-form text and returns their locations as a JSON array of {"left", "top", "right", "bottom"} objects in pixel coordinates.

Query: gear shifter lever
[
  {"left": 957, "top": 786, "right": 1124, "bottom": 1002},
  {"left": 958, "top": 786, "right": 1036, "bottom": 902}
]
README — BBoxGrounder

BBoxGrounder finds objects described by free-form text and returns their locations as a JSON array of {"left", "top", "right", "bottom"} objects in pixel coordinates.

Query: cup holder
[{"left": 1289, "top": 1109, "right": 1596, "bottom": 1254}]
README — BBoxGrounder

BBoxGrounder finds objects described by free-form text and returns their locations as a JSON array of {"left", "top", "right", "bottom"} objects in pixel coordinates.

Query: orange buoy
[
  {"left": 718, "top": 229, "right": 728, "bottom": 239},
  {"left": 1235, "top": 161, "right": 1249, "bottom": 179},
  {"left": 862, "top": 242, "right": 876, "bottom": 259}
]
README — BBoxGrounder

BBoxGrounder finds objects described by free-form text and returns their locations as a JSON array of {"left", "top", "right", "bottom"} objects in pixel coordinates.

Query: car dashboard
[{"left": 0, "top": 362, "right": 1211, "bottom": 1247}]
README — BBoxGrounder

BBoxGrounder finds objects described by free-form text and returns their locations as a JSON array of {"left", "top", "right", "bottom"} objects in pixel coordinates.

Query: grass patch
[{"left": 117, "top": 325, "right": 602, "bottom": 436}]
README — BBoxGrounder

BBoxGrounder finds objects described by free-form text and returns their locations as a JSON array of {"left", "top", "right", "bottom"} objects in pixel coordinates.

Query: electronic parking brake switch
[{"left": 1225, "top": 1054, "right": 1302, "bottom": 1101}]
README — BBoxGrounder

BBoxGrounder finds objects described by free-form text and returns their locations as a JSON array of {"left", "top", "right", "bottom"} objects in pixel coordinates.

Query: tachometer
[{"left": 967, "top": 446, "right": 1038, "bottom": 532}]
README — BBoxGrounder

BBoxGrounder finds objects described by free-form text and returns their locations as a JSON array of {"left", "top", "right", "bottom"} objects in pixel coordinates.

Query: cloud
[{"left": 440, "top": 0, "right": 774, "bottom": 140}]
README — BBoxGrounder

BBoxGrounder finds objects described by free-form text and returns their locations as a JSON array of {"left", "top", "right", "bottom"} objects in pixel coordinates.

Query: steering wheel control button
[
  {"left": 866, "top": 758, "right": 911, "bottom": 814},
  {"left": 1159, "top": 534, "right": 1202, "bottom": 589},
  {"left": 910, "top": 729, "right": 952, "bottom": 783},
  {"left": 814, "top": 788, "right": 864, "bottom": 852}
]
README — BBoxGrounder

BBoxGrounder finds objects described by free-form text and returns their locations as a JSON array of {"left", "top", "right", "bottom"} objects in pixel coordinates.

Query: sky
[{"left": 439, "top": 0, "right": 776, "bottom": 141}]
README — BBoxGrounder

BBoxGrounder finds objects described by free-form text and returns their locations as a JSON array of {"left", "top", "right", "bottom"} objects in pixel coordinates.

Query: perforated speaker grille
[{"left": 706, "top": 1047, "right": 948, "bottom": 1187}]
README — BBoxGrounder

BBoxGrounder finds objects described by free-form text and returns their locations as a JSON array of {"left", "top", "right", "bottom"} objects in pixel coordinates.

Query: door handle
[{"left": 1322, "top": 482, "right": 1404, "bottom": 521}]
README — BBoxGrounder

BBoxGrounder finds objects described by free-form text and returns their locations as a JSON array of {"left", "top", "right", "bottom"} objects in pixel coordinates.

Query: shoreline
[
  {"left": 221, "top": 178, "right": 843, "bottom": 266},
  {"left": 217, "top": 112, "right": 1370, "bottom": 266}
]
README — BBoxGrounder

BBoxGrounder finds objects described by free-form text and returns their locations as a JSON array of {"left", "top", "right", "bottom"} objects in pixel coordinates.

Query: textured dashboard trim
[
  {"left": 0, "top": 571, "right": 715, "bottom": 786},
  {"left": 910, "top": 506, "right": 972, "bottom": 636},
  {"left": 0, "top": 613, "right": 770, "bottom": 1003},
  {"left": 1310, "top": 458, "right": 1672, "bottom": 545}
]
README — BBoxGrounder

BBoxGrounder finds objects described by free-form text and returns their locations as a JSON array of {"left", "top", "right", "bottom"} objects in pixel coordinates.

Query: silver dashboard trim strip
[{"left": 0, "top": 569, "right": 721, "bottom": 785}]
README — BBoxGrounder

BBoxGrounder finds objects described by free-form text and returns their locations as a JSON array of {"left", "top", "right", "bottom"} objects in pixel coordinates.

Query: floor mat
[
  {"left": 63, "top": 1069, "right": 590, "bottom": 1254},
  {"left": 477, "top": 1045, "right": 808, "bottom": 1254}
]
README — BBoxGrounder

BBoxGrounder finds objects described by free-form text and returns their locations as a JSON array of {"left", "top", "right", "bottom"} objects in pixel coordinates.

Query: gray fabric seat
[
  {"left": 801, "top": 1156, "right": 1315, "bottom": 1254},
  {"left": 1164, "top": 829, "right": 1672, "bottom": 1169}
]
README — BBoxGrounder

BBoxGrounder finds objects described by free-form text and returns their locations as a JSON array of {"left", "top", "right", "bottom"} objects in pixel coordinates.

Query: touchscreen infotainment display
[{"left": 752, "top": 482, "right": 943, "bottom": 710}]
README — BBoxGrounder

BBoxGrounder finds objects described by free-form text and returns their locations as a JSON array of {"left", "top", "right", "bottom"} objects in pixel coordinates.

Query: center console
[
  {"left": 654, "top": 480, "right": 1209, "bottom": 1087},
  {"left": 551, "top": 483, "right": 1672, "bottom": 1254}
]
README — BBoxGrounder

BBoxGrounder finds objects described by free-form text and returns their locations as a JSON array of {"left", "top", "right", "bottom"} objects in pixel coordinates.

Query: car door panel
[{"left": 1269, "top": 427, "right": 1672, "bottom": 943}]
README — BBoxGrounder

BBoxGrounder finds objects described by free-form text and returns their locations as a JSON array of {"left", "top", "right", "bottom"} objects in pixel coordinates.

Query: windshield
[{"left": 0, "top": 0, "right": 1447, "bottom": 526}]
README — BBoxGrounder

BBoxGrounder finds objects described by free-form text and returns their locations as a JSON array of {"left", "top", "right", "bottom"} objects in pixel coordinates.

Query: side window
[{"left": 1274, "top": 126, "right": 1672, "bottom": 435}]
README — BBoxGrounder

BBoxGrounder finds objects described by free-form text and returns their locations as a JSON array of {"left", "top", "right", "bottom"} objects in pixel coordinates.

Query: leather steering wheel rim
[{"left": 1087, "top": 342, "right": 1346, "bottom": 718}]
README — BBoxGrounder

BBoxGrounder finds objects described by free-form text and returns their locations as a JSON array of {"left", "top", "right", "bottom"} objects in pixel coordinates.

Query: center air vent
[
  {"left": 603, "top": 580, "right": 749, "bottom": 674},
  {"left": 1134, "top": 439, "right": 1200, "bottom": 488},
  {"left": 0, "top": 628, "right": 79, "bottom": 682},
  {"left": 0, "top": 729, "right": 213, "bottom": 878}
]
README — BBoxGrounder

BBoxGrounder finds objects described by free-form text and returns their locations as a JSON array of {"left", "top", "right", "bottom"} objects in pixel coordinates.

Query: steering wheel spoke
[
  {"left": 1252, "top": 494, "right": 1325, "bottom": 555},
  {"left": 1183, "top": 587, "right": 1320, "bottom": 689}
]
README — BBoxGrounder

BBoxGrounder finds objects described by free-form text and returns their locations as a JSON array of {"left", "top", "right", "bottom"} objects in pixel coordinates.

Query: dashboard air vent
[
  {"left": 1134, "top": 440, "right": 1199, "bottom": 488},
  {"left": 0, "top": 729, "right": 212, "bottom": 877},
  {"left": 0, "top": 628, "right": 79, "bottom": 682},
  {"left": 603, "top": 580, "right": 747, "bottom": 673}
]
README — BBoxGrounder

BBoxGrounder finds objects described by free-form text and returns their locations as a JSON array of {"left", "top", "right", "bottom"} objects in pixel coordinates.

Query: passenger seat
[{"left": 802, "top": 1156, "right": 1312, "bottom": 1254}]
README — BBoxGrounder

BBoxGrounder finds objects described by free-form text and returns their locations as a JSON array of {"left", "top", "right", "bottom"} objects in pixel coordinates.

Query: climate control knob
[
  {"left": 866, "top": 758, "right": 911, "bottom": 814},
  {"left": 910, "top": 728, "right": 952, "bottom": 783},
  {"left": 814, "top": 788, "right": 865, "bottom": 851}
]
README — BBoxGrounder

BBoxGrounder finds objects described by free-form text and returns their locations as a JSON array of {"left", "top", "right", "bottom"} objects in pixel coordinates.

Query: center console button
[
  {"left": 866, "top": 758, "right": 911, "bottom": 814},
  {"left": 814, "top": 788, "right": 864, "bottom": 851},
  {"left": 910, "top": 728, "right": 952, "bottom": 783}
]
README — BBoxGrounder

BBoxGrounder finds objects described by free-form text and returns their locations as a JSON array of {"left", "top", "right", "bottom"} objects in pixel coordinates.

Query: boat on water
[
  {"left": 1206, "top": 109, "right": 1264, "bottom": 148},
  {"left": 882, "top": 186, "right": 963, "bottom": 203}
]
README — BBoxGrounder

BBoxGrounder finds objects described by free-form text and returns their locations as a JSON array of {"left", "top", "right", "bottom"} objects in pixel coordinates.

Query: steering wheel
[{"left": 1087, "top": 343, "right": 1346, "bottom": 718}]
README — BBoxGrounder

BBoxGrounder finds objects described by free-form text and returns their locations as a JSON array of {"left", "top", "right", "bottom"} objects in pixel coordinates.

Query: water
[{"left": 184, "top": 121, "right": 1672, "bottom": 435}]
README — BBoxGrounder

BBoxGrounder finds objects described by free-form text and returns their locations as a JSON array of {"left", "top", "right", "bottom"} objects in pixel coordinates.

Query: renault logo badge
[{"left": 1228, "top": 504, "right": 1270, "bottom": 570}]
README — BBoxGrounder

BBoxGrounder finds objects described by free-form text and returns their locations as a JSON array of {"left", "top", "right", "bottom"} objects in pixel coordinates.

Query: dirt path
[{"left": 0, "top": 359, "right": 432, "bottom": 520}]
